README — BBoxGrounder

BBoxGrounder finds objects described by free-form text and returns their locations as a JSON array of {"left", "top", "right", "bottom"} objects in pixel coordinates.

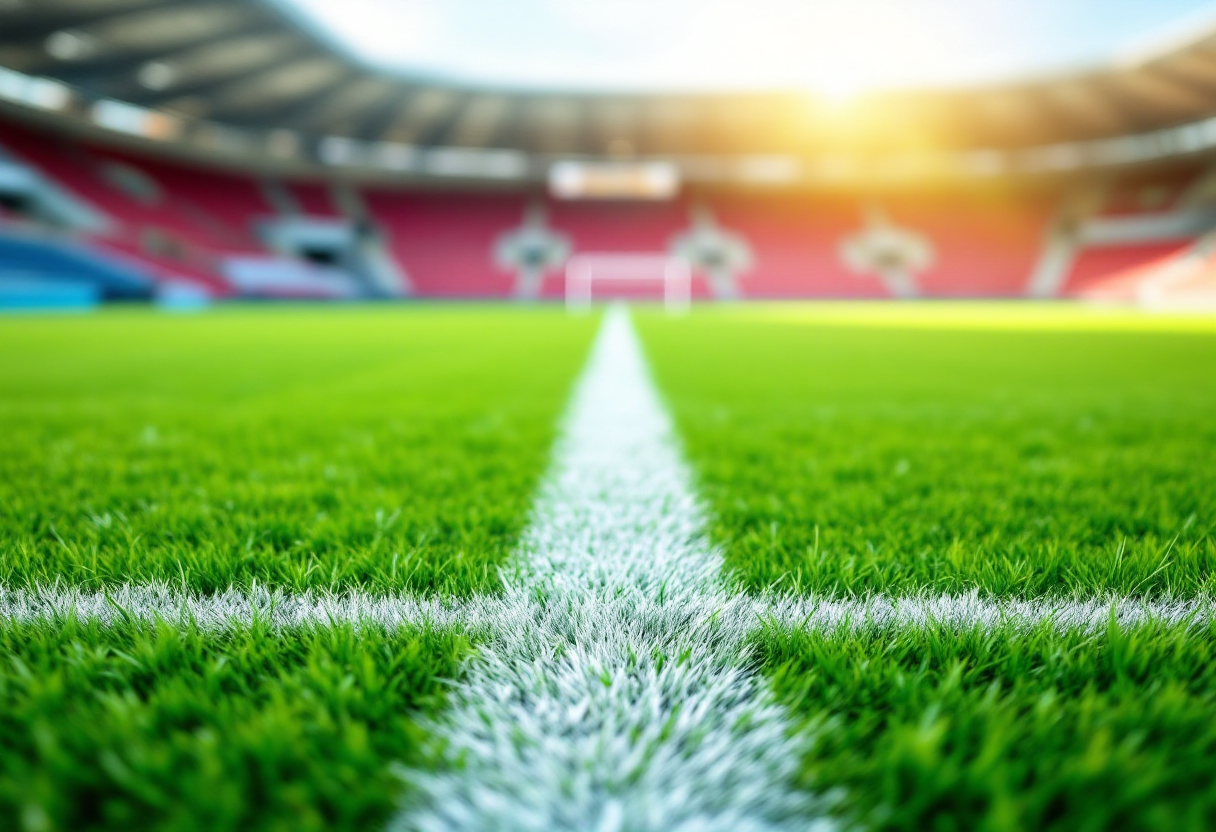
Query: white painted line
[
  {"left": 392, "top": 305, "right": 830, "bottom": 832},
  {"left": 2, "top": 584, "right": 1206, "bottom": 637},
  {"left": 762, "top": 591, "right": 1212, "bottom": 634},
  {"left": 0, "top": 583, "right": 469, "bottom": 631}
]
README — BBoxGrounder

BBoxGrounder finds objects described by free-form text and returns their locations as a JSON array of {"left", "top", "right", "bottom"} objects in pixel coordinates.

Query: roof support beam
[
  {"left": 221, "top": 70, "right": 361, "bottom": 128},
  {"left": 128, "top": 43, "right": 320, "bottom": 109},
  {"left": 24, "top": 21, "right": 286, "bottom": 89},
  {"left": 289, "top": 78, "right": 401, "bottom": 135},
  {"left": 348, "top": 88, "right": 413, "bottom": 142},
  {"left": 0, "top": 1, "right": 173, "bottom": 44},
  {"left": 411, "top": 98, "right": 477, "bottom": 147}
]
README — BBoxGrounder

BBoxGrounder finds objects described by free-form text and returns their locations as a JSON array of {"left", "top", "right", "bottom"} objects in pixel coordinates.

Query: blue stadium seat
[{"left": 0, "top": 232, "right": 153, "bottom": 301}]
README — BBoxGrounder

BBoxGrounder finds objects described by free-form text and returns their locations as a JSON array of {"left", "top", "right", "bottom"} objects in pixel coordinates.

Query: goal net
[{"left": 565, "top": 253, "right": 691, "bottom": 314}]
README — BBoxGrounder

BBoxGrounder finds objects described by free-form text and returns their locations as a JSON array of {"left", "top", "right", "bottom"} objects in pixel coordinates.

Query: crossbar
[{"left": 565, "top": 253, "right": 691, "bottom": 314}]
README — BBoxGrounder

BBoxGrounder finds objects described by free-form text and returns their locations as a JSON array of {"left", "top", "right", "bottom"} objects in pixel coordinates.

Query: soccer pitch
[{"left": 2, "top": 303, "right": 1214, "bottom": 831}]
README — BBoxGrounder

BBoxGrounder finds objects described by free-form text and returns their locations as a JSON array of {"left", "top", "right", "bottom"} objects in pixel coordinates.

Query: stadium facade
[{"left": 4, "top": 0, "right": 1216, "bottom": 306}]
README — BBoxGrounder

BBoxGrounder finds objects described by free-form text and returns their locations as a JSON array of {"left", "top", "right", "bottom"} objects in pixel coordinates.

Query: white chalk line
[
  {"left": 389, "top": 305, "right": 829, "bottom": 832},
  {"left": 1, "top": 584, "right": 1209, "bottom": 637},
  {"left": 1, "top": 307, "right": 1213, "bottom": 831}
]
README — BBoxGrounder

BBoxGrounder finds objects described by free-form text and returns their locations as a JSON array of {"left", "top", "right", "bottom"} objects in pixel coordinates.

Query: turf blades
[
  {"left": 392, "top": 306, "right": 828, "bottom": 832},
  {"left": 1, "top": 585, "right": 1208, "bottom": 636}
]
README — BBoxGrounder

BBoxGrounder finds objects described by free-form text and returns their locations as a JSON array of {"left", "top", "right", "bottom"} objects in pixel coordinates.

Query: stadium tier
[
  {"left": 289, "top": 183, "right": 345, "bottom": 219},
  {"left": 1079, "top": 240, "right": 1216, "bottom": 306},
  {"left": 3, "top": 115, "right": 1215, "bottom": 303},
  {"left": 1097, "top": 169, "right": 1204, "bottom": 217},
  {"left": 0, "top": 231, "right": 152, "bottom": 300},
  {"left": 1062, "top": 243, "right": 1195, "bottom": 295},
  {"left": 542, "top": 200, "right": 714, "bottom": 299},
  {"left": 363, "top": 191, "right": 526, "bottom": 297}
]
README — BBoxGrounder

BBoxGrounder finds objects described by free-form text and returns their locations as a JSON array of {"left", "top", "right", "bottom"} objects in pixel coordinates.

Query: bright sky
[{"left": 278, "top": 0, "right": 1216, "bottom": 94}]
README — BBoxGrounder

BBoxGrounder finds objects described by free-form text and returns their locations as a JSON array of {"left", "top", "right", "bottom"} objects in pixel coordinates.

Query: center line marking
[{"left": 392, "top": 305, "right": 831, "bottom": 832}]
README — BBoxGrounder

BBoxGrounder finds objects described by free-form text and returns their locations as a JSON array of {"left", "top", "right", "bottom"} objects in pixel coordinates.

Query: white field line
[
  {"left": 390, "top": 305, "right": 830, "bottom": 832},
  {"left": 0, "top": 584, "right": 472, "bottom": 631},
  {"left": 0, "top": 583, "right": 1208, "bottom": 636},
  {"left": 1, "top": 308, "right": 1214, "bottom": 830}
]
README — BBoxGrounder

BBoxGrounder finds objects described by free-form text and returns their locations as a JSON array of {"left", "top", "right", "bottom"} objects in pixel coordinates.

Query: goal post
[{"left": 565, "top": 253, "right": 691, "bottom": 315}]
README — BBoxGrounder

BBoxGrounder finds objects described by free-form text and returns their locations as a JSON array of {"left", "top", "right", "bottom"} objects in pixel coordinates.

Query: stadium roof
[
  {"left": 278, "top": 0, "right": 1214, "bottom": 96},
  {"left": 7, "top": 0, "right": 1216, "bottom": 183}
]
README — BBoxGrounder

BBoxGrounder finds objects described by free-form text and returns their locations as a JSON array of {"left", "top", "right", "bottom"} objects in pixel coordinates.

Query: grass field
[
  {"left": 639, "top": 304, "right": 1216, "bottom": 831},
  {"left": 756, "top": 616, "right": 1216, "bottom": 832},
  {"left": 1, "top": 618, "right": 469, "bottom": 832},
  {"left": 639, "top": 305, "right": 1216, "bottom": 599},
  {"left": 0, "top": 306, "right": 596, "bottom": 830},
  {"left": 2, "top": 302, "right": 1215, "bottom": 831},
  {"left": 0, "top": 307, "right": 596, "bottom": 596}
]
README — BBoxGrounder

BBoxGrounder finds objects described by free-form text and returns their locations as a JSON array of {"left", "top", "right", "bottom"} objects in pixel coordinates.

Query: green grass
[
  {"left": 640, "top": 303, "right": 1216, "bottom": 830},
  {"left": 637, "top": 304, "right": 1216, "bottom": 599},
  {"left": 756, "top": 617, "right": 1216, "bottom": 832},
  {"left": 5, "top": 300, "right": 1216, "bottom": 832},
  {"left": 0, "top": 616, "right": 470, "bottom": 832},
  {"left": 0, "top": 306, "right": 597, "bottom": 596},
  {"left": 0, "top": 305, "right": 596, "bottom": 831}
]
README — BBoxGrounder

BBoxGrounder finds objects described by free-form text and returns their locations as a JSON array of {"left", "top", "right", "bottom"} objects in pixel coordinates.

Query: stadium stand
[
  {"left": 1079, "top": 237, "right": 1216, "bottom": 307},
  {"left": 289, "top": 183, "right": 344, "bottom": 219},
  {"left": 543, "top": 199, "right": 713, "bottom": 299},
  {"left": 0, "top": 124, "right": 250, "bottom": 295},
  {"left": 0, "top": 230, "right": 153, "bottom": 301},
  {"left": 8, "top": 0, "right": 1216, "bottom": 308},
  {"left": 0, "top": 124, "right": 232, "bottom": 252},
  {"left": 1054, "top": 166, "right": 1216, "bottom": 296},
  {"left": 1062, "top": 243, "right": 1195, "bottom": 295},
  {"left": 6, "top": 106, "right": 1216, "bottom": 304},
  {"left": 0, "top": 118, "right": 389, "bottom": 299},
  {"left": 1097, "top": 169, "right": 1203, "bottom": 217},
  {"left": 363, "top": 191, "right": 526, "bottom": 297},
  {"left": 107, "top": 153, "right": 273, "bottom": 253},
  {"left": 699, "top": 192, "right": 1053, "bottom": 298},
  {"left": 90, "top": 237, "right": 232, "bottom": 296},
  {"left": 880, "top": 194, "right": 1054, "bottom": 297},
  {"left": 708, "top": 193, "right": 884, "bottom": 298}
]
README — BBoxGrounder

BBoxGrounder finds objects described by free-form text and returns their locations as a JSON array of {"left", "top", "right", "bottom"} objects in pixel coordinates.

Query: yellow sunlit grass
[{"left": 727, "top": 301, "right": 1216, "bottom": 332}]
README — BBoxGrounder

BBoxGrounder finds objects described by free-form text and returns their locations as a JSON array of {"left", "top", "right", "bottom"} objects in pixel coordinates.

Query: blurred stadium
[
  {"left": 4, "top": 0, "right": 1216, "bottom": 307},
  {"left": 2, "top": 3, "right": 1216, "bottom": 832}
]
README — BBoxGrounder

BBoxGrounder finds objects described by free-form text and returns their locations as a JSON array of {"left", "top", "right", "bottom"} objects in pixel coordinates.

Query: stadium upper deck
[{"left": 8, "top": 0, "right": 1216, "bottom": 185}]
